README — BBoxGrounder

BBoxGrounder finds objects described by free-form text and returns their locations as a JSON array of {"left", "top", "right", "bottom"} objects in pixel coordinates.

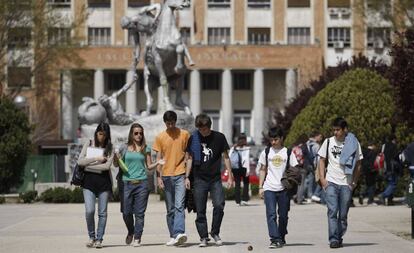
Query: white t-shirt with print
[
  {"left": 318, "top": 136, "right": 363, "bottom": 185},
  {"left": 258, "top": 147, "right": 299, "bottom": 192}
]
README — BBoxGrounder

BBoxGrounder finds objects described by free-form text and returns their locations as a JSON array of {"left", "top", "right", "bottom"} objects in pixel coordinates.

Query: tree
[
  {"left": 354, "top": 0, "right": 414, "bottom": 30},
  {"left": 0, "top": 97, "right": 31, "bottom": 193},
  {"left": 271, "top": 55, "right": 388, "bottom": 135},
  {"left": 0, "top": 0, "right": 86, "bottom": 143},
  {"left": 285, "top": 69, "right": 395, "bottom": 147}
]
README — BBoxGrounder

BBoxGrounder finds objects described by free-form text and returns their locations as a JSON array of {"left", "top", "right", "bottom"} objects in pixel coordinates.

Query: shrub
[
  {"left": 71, "top": 187, "right": 84, "bottom": 203},
  {"left": 0, "top": 196, "right": 5, "bottom": 204},
  {"left": 0, "top": 97, "right": 32, "bottom": 193},
  {"left": 286, "top": 69, "right": 395, "bottom": 147},
  {"left": 19, "top": 190, "right": 38, "bottom": 203},
  {"left": 250, "top": 184, "right": 259, "bottom": 196},
  {"left": 40, "top": 188, "right": 54, "bottom": 203},
  {"left": 223, "top": 187, "right": 235, "bottom": 200},
  {"left": 40, "top": 187, "right": 72, "bottom": 203},
  {"left": 158, "top": 188, "right": 165, "bottom": 201},
  {"left": 271, "top": 54, "right": 388, "bottom": 139}
]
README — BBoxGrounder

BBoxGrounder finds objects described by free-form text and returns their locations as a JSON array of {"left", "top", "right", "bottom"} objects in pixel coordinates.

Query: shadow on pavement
[
  {"left": 284, "top": 243, "right": 314, "bottom": 247},
  {"left": 343, "top": 243, "right": 377, "bottom": 247}
]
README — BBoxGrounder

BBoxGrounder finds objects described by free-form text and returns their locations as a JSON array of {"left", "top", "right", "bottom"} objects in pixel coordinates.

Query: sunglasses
[{"left": 133, "top": 131, "right": 143, "bottom": 136}]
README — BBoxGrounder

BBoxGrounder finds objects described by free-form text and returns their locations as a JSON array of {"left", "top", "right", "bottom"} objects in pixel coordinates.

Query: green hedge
[
  {"left": 19, "top": 190, "right": 38, "bottom": 203},
  {"left": 286, "top": 69, "right": 395, "bottom": 147},
  {"left": 40, "top": 187, "right": 85, "bottom": 203},
  {"left": 0, "top": 196, "right": 5, "bottom": 204}
]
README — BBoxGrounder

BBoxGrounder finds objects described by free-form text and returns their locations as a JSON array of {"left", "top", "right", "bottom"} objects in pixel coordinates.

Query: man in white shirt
[
  {"left": 318, "top": 117, "right": 363, "bottom": 249},
  {"left": 258, "top": 127, "right": 299, "bottom": 249}
]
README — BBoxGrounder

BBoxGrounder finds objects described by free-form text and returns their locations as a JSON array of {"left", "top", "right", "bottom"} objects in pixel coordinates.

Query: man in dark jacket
[
  {"left": 379, "top": 135, "right": 402, "bottom": 206},
  {"left": 359, "top": 143, "right": 378, "bottom": 205}
]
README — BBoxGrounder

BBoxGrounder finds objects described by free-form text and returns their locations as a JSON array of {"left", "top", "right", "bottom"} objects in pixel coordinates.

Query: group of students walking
[
  {"left": 77, "top": 111, "right": 233, "bottom": 248},
  {"left": 77, "top": 114, "right": 366, "bottom": 249}
]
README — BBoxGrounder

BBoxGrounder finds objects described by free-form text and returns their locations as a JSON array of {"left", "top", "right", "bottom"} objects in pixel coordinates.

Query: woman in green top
[{"left": 114, "top": 123, "right": 163, "bottom": 247}]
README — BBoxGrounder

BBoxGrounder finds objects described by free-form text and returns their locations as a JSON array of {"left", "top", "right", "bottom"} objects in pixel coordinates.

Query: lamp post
[
  {"left": 13, "top": 95, "right": 27, "bottom": 109},
  {"left": 30, "top": 169, "right": 37, "bottom": 191}
]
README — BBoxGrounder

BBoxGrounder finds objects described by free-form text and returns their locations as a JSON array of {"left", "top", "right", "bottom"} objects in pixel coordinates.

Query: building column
[
  {"left": 190, "top": 69, "right": 201, "bottom": 116},
  {"left": 126, "top": 69, "right": 137, "bottom": 114},
  {"left": 252, "top": 68, "right": 264, "bottom": 145},
  {"left": 94, "top": 69, "right": 104, "bottom": 99},
  {"left": 285, "top": 68, "right": 297, "bottom": 104},
  {"left": 62, "top": 70, "right": 73, "bottom": 139},
  {"left": 221, "top": 69, "right": 233, "bottom": 143}
]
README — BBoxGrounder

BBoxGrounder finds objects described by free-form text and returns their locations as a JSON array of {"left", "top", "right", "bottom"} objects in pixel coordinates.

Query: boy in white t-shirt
[
  {"left": 318, "top": 117, "right": 363, "bottom": 249},
  {"left": 258, "top": 127, "right": 299, "bottom": 249}
]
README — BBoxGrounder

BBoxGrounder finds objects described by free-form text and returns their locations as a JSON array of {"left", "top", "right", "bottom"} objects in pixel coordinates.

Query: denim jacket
[{"left": 339, "top": 132, "right": 358, "bottom": 175}]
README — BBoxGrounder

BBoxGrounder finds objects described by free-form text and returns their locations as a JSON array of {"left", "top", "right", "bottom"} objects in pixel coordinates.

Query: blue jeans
[
  {"left": 163, "top": 175, "right": 186, "bottom": 238},
  {"left": 325, "top": 182, "right": 352, "bottom": 243},
  {"left": 83, "top": 189, "right": 110, "bottom": 241},
  {"left": 264, "top": 190, "right": 290, "bottom": 243},
  {"left": 304, "top": 172, "right": 315, "bottom": 198},
  {"left": 382, "top": 174, "right": 397, "bottom": 198},
  {"left": 122, "top": 180, "right": 149, "bottom": 239},
  {"left": 193, "top": 178, "right": 225, "bottom": 239}
]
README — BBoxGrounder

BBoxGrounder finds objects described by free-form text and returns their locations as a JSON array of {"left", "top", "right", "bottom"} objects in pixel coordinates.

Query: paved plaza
[{"left": 0, "top": 196, "right": 413, "bottom": 253}]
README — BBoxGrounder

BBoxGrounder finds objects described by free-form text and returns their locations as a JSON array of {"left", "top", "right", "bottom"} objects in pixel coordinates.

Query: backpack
[
  {"left": 230, "top": 149, "right": 243, "bottom": 169},
  {"left": 373, "top": 144, "right": 386, "bottom": 176}
]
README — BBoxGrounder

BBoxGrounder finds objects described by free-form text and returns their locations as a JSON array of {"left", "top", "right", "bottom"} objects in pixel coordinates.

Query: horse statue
[{"left": 143, "top": 0, "right": 194, "bottom": 115}]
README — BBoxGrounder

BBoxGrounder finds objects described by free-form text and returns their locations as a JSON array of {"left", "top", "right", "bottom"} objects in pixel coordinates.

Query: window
[
  {"left": 233, "top": 72, "right": 252, "bottom": 90},
  {"left": 88, "top": 0, "right": 110, "bottom": 8},
  {"left": 107, "top": 72, "right": 126, "bottom": 91},
  {"left": 233, "top": 111, "right": 251, "bottom": 138},
  {"left": 248, "top": 28, "right": 270, "bottom": 45},
  {"left": 248, "top": 0, "right": 270, "bottom": 9},
  {"left": 47, "top": 0, "right": 71, "bottom": 8},
  {"left": 208, "top": 27, "right": 230, "bottom": 45},
  {"left": 128, "top": 0, "right": 150, "bottom": 8},
  {"left": 202, "top": 72, "right": 220, "bottom": 90},
  {"left": 288, "top": 27, "right": 311, "bottom": 45},
  {"left": 287, "top": 0, "right": 310, "bottom": 8},
  {"left": 327, "top": 0, "right": 350, "bottom": 8},
  {"left": 367, "top": 27, "right": 391, "bottom": 48},
  {"left": 7, "top": 67, "right": 31, "bottom": 88},
  {"left": 88, "top": 27, "right": 111, "bottom": 45},
  {"left": 48, "top": 28, "right": 71, "bottom": 45},
  {"left": 180, "top": 27, "right": 191, "bottom": 45},
  {"left": 327, "top": 27, "right": 351, "bottom": 48},
  {"left": 8, "top": 28, "right": 31, "bottom": 48},
  {"left": 208, "top": 0, "right": 230, "bottom": 8}
]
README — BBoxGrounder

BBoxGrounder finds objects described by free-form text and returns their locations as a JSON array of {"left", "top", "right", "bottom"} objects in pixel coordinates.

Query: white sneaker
[
  {"left": 166, "top": 238, "right": 175, "bottom": 246},
  {"left": 305, "top": 199, "right": 312, "bottom": 204},
  {"left": 174, "top": 233, "right": 187, "bottom": 246},
  {"left": 311, "top": 195, "right": 321, "bottom": 202},
  {"left": 199, "top": 238, "right": 208, "bottom": 247},
  {"left": 86, "top": 239, "right": 95, "bottom": 248},
  {"left": 95, "top": 241, "right": 103, "bottom": 249},
  {"left": 240, "top": 201, "right": 249, "bottom": 206},
  {"left": 211, "top": 234, "right": 222, "bottom": 246},
  {"left": 133, "top": 239, "right": 141, "bottom": 247}
]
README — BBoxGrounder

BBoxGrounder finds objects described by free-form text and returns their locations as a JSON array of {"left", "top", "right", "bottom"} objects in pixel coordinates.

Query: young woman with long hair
[
  {"left": 114, "top": 123, "right": 163, "bottom": 247},
  {"left": 77, "top": 122, "right": 114, "bottom": 248}
]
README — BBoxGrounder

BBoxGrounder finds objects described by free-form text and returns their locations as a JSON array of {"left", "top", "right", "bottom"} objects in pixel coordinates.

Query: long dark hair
[
  {"left": 94, "top": 122, "right": 112, "bottom": 156},
  {"left": 127, "top": 123, "right": 147, "bottom": 153}
]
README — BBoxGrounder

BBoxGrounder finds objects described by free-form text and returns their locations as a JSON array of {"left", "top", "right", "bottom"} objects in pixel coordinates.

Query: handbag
[{"left": 71, "top": 163, "right": 85, "bottom": 186}]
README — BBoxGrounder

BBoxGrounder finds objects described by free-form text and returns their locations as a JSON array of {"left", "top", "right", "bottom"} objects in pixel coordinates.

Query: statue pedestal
[{"left": 80, "top": 111, "right": 195, "bottom": 147}]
